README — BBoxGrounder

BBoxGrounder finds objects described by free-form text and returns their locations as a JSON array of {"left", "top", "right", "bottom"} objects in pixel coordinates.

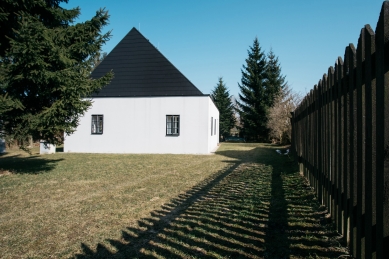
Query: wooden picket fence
[{"left": 290, "top": 2, "right": 389, "bottom": 258}]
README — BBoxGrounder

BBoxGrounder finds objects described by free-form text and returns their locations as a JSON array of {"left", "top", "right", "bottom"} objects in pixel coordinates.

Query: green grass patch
[{"left": 0, "top": 144, "right": 348, "bottom": 258}]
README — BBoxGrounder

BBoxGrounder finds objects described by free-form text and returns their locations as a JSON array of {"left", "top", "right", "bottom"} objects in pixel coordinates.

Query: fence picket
[
  {"left": 317, "top": 81, "right": 323, "bottom": 204},
  {"left": 364, "top": 24, "right": 375, "bottom": 259},
  {"left": 375, "top": 2, "right": 389, "bottom": 257},
  {"left": 348, "top": 43, "right": 357, "bottom": 255},
  {"left": 324, "top": 76, "right": 328, "bottom": 205},
  {"left": 343, "top": 46, "right": 351, "bottom": 245},
  {"left": 336, "top": 57, "right": 344, "bottom": 234},
  {"left": 329, "top": 66, "right": 336, "bottom": 221},
  {"left": 327, "top": 68, "right": 333, "bottom": 217},
  {"left": 356, "top": 27, "right": 366, "bottom": 259}
]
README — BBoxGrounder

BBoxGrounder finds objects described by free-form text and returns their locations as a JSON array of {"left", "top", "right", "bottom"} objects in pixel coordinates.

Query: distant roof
[{"left": 91, "top": 27, "right": 204, "bottom": 97}]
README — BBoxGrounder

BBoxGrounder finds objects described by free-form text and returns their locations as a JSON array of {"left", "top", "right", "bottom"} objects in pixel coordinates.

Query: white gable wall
[
  {"left": 208, "top": 98, "right": 219, "bottom": 153},
  {"left": 64, "top": 96, "right": 219, "bottom": 154}
]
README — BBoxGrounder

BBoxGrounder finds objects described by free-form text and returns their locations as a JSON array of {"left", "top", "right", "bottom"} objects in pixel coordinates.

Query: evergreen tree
[
  {"left": 0, "top": 0, "right": 113, "bottom": 147},
  {"left": 210, "top": 77, "right": 235, "bottom": 141},
  {"left": 266, "top": 48, "right": 286, "bottom": 107},
  {"left": 236, "top": 37, "right": 268, "bottom": 141}
]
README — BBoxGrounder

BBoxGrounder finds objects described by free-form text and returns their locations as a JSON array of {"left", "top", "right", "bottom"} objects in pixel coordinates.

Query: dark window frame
[
  {"left": 166, "top": 115, "right": 180, "bottom": 136},
  {"left": 91, "top": 115, "right": 104, "bottom": 134},
  {"left": 211, "top": 117, "right": 213, "bottom": 136}
]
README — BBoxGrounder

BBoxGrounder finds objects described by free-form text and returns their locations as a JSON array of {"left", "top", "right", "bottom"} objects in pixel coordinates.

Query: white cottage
[{"left": 64, "top": 28, "right": 219, "bottom": 154}]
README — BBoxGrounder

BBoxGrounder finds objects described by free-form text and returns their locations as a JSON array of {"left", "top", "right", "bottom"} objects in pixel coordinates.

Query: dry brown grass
[
  {"left": 0, "top": 144, "right": 348, "bottom": 258},
  {"left": 0, "top": 144, "right": 247, "bottom": 258}
]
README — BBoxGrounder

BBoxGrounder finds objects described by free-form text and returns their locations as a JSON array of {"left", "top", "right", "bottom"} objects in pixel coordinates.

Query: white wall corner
[{"left": 40, "top": 141, "right": 56, "bottom": 154}]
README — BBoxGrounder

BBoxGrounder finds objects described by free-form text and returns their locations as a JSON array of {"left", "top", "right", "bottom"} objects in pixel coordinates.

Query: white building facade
[
  {"left": 64, "top": 28, "right": 219, "bottom": 154},
  {"left": 64, "top": 96, "right": 219, "bottom": 154}
]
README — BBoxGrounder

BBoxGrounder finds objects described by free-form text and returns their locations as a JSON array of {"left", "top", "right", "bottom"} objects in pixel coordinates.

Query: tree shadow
[
  {"left": 0, "top": 154, "right": 63, "bottom": 174},
  {"left": 73, "top": 145, "right": 348, "bottom": 258}
]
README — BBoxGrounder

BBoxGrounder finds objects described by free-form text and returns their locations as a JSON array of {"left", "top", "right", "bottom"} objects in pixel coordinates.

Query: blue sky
[{"left": 65, "top": 0, "right": 384, "bottom": 98}]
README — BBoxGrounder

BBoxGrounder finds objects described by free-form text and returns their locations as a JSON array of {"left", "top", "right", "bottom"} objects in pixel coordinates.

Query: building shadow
[{"left": 73, "top": 145, "right": 348, "bottom": 258}]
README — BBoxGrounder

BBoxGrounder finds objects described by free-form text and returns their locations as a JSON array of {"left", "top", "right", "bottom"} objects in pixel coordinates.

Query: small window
[
  {"left": 91, "top": 115, "right": 103, "bottom": 134},
  {"left": 211, "top": 117, "right": 213, "bottom": 136},
  {"left": 214, "top": 119, "right": 217, "bottom": 135},
  {"left": 166, "top": 115, "right": 180, "bottom": 136}
]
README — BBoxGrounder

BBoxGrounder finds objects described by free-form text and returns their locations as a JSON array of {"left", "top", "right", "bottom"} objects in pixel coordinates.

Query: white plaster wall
[
  {"left": 207, "top": 98, "right": 220, "bottom": 153},
  {"left": 40, "top": 141, "right": 56, "bottom": 154},
  {"left": 64, "top": 96, "right": 218, "bottom": 154}
]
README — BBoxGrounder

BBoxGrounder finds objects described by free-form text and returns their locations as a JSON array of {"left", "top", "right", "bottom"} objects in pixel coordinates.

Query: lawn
[{"left": 0, "top": 143, "right": 348, "bottom": 258}]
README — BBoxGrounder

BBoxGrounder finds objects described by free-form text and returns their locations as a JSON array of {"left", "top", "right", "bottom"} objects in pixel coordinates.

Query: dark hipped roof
[{"left": 91, "top": 28, "right": 204, "bottom": 97}]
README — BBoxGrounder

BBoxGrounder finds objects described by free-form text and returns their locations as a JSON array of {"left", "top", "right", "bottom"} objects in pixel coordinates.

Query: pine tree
[
  {"left": 266, "top": 48, "right": 286, "bottom": 107},
  {"left": 210, "top": 77, "right": 236, "bottom": 141},
  {"left": 236, "top": 37, "right": 268, "bottom": 141},
  {"left": 0, "top": 0, "right": 113, "bottom": 147}
]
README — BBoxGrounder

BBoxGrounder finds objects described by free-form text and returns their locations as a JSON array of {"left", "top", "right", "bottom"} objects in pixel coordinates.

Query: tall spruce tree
[
  {"left": 0, "top": 0, "right": 113, "bottom": 147},
  {"left": 266, "top": 48, "right": 286, "bottom": 107},
  {"left": 210, "top": 77, "right": 235, "bottom": 141},
  {"left": 236, "top": 37, "right": 268, "bottom": 141}
]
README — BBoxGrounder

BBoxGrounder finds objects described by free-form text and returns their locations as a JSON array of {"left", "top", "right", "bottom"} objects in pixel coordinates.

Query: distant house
[{"left": 64, "top": 28, "right": 219, "bottom": 154}]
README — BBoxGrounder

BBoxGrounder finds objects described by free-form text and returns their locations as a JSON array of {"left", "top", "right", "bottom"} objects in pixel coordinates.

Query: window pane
[
  {"left": 98, "top": 116, "right": 103, "bottom": 133},
  {"left": 91, "top": 115, "right": 103, "bottom": 134},
  {"left": 92, "top": 120, "right": 97, "bottom": 133},
  {"left": 166, "top": 116, "right": 171, "bottom": 134},
  {"left": 211, "top": 117, "right": 213, "bottom": 136},
  {"left": 166, "top": 115, "right": 179, "bottom": 135},
  {"left": 175, "top": 116, "right": 179, "bottom": 134}
]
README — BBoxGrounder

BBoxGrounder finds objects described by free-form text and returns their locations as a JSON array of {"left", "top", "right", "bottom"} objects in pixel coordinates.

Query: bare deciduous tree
[{"left": 267, "top": 85, "right": 302, "bottom": 144}]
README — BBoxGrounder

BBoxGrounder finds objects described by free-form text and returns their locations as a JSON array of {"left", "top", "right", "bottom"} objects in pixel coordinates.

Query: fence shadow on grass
[
  {"left": 74, "top": 145, "right": 348, "bottom": 258},
  {"left": 0, "top": 154, "right": 63, "bottom": 174}
]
